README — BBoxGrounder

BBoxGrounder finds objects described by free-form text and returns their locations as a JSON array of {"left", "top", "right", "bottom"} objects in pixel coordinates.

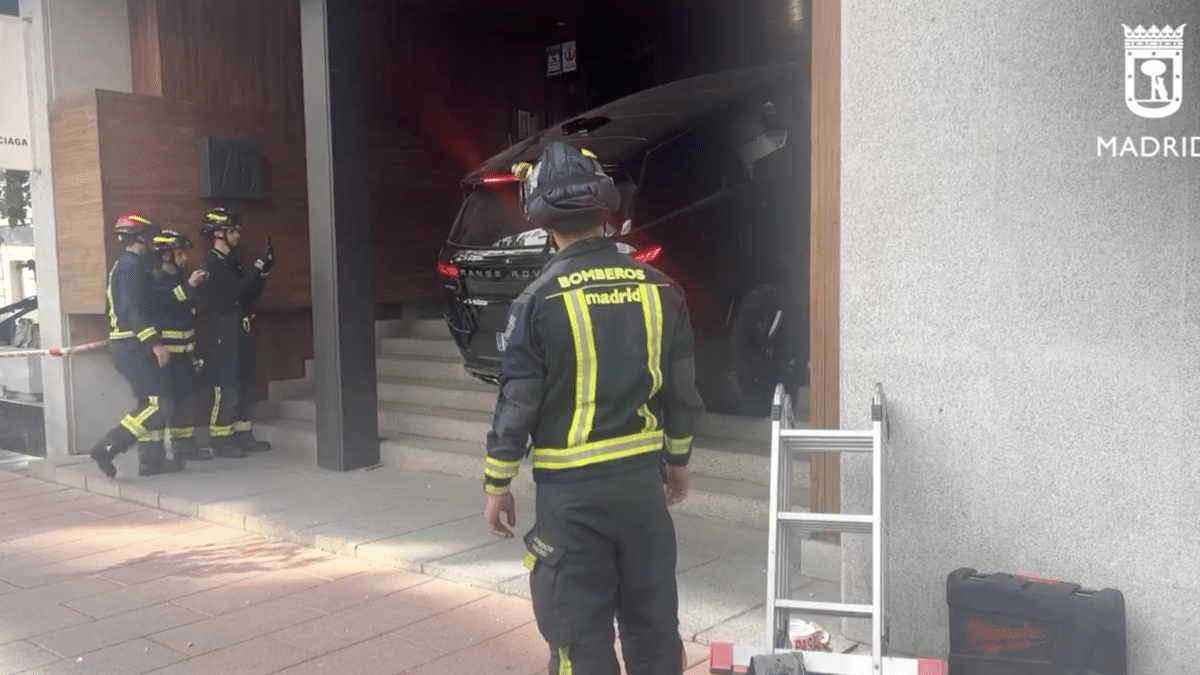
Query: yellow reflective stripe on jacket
[
  {"left": 666, "top": 435, "right": 693, "bottom": 457},
  {"left": 106, "top": 264, "right": 120, "bottom": 336},
  {"left": 485, "top": 456, "right": 521, "bottom": 480},
  {"left": 165, "top": 344, "right": 195, "bottom": 354},
  {"left": 532, "top": 430, "right": 663, "bottom": 470},
  {"left": 637, "top": 282, "right": 664, "bottom": 431},
  {"left": 161, "top": 329, "right": 194, "bottom": 340},
  {"left": 484, "top": 483, "right": 511, "bottom": 496},
  {"left": 558, "top": 647, "right": 574, "bottom": 675},
  {"left": 109, "top": 331, "right": 135, "bottom": 340},
  {"left": 173, "top": 285, "right": 188, "bottom": 301},
  {"left": 562, "top": 289, "right": 598, "bottom": 446},
  {"left": 137, "top": 327, "right": 158, "bottom": 342},
  {"left": 232, "top": 421, "right": 253, "bottom": 433}
]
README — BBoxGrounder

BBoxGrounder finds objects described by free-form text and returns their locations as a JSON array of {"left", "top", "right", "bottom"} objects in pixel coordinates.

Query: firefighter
[
  {"left": 199, "top": 207, "right": 274, "bottom": 458},
  {"left": 482, "top": 142, "right": 706, "bottom": 675},
  {"left": 151, "top": 229, "right": 212, "bottom": 461},
  {"left": 89, "top": 212, "right": 186, "bottom": 478}
]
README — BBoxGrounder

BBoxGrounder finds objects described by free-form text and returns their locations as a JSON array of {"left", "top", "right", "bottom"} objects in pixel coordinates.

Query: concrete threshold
[{"left": 26, "top": 446, "right": 861, "bottom": 652}]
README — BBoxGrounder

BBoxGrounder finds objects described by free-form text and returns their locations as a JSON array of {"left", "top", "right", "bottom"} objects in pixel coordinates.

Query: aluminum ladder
[{"left": 763, "top": 382, "right": 907, "bottom": 675}]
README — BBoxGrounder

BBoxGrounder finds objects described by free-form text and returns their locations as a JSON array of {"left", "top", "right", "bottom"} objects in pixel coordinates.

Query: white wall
[
  {"left": 20, "top": 0, "right": 132, "bottom": 458},
  {"left": 839, "top": 2, "right": 1200, "bottom": 673}
]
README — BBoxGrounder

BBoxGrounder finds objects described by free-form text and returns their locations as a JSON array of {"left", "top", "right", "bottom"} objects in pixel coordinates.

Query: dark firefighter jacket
[
  {"left": 202, "top": 249, "right": 266, "bottom": 320},
  {"left": 106, "top": 250, "right": 161, "bottom": 347},
  {"left": 151, "top": 268, "right": 197, "bottom": 354},
  {"left": 483, "top": 236, "right": 706, "bottom": 495}
]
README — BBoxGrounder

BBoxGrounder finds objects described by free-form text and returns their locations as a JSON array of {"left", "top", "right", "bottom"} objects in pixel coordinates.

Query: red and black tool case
[{"left": 946, "top": 568, "right": 1126, "bottom": 675}]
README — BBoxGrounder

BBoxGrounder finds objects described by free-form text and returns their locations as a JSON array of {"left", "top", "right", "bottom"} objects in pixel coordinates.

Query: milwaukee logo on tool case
[{"left": 965, "top": 620, "right": 1048, "bottom": 654}]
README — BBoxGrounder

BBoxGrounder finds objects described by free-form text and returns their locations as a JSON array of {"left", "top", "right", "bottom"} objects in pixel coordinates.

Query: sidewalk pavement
[
  {"left": 0, "top": 467, "right": 717, "bottom": 674},
  {"left": 21, "top": 447, "right": 856, "bottom": 656}
]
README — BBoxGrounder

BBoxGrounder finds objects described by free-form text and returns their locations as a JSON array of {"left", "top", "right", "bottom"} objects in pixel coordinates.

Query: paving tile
[
  {"left": 168, "top": 567, "right": 328, "bottom": 616},
  {"left": 290, "top": 552, "right": 380, "bottom": 581},
  {"left": 394, "top": 591, "right": 536, "bottom": 652},
  {"left": 19, "top": 637, "right": 186, "bottom": 675},
  {"left": 0, "top": 578, "right": 16, "bottom": 594},
  {"left": 677, "top": 557, "right": 769, "bottom": 640},
  {"left": 0, "top": 511, "right": 104, "bottom": 547},
  {"left": 271, "top": 633, "right": 444, "bottom": 675},
  {"left": 268, "top": 593, "right": 442, "bottom": 654},
  {"left": 389, "top": 576, "right": 493, "bottom": 612},
  {"left": 139, "top": 636, "right": 316, "bottom": 675},
  {"left": 0, "top": 604, "right": 93, "bottom": 645},
  {"left": 422, "top": 536, "right": 529, "bottom": 588},
  {"left": 0, "top": 495, "right": 122, "bottom": 530},
  {"left": 406, "top": 621, "right": 549, "bottom": 675},
  {"left": 356, "top": 514, "right": 507, "bottom": 567},
  {"left": 0, "top": 488, "right": 91, "bottom": 516},
  {"left": 306, "top": 501, "right": 479, "bottom": 555},
  {"left": 283, "top": 568, "right": 430, "bottom": 614},
  {"left": 0, "top": 574, "right": 125, "bottom": 610},
  {"left": 149, "top": 597, "right": 325, "bottom": 656},
  {"left": 79, "top": 501, "right": 152, "bottom": 519},
  {"left": 30, "top": 602, "right": 208, "bottom": 659},
  {"left": 0, "top": 640, "right": 61, "bottom": 675},
  {"left": 0, "top": 513, "right": 22, "bottom": 526},
  {"left": 64, "top": 574, "right": 225, "bottom": 620}
]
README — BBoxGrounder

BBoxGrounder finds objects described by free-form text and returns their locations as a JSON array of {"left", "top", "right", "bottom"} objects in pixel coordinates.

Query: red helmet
[{"left": 114, "top": 212, "right": 161, "bottom": 245}]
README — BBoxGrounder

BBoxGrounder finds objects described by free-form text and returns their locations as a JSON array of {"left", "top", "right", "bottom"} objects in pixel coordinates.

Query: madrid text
[{"left": 1097, "top": 136, "right": 1200, "bottom": 157}]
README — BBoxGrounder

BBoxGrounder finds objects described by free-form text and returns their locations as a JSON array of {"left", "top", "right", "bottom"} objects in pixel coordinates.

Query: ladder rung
[
  {"left": 775, "top": 599, "right": 875, "bottom": 619},
  {"left": 778, "top": 511, "right": 873, "bottom": 534},
  {"left": 780, "top": 430, "right": 875, "bottom": 453}
]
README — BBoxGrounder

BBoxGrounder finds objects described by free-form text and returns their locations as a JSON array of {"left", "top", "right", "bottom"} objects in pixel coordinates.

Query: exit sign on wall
[{"left": 196, "top": 136, "right": 267, "bottom": 201}]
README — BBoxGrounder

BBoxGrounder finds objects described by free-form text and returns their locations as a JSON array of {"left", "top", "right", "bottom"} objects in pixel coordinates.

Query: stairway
[{"left": 256, "top": 318, "right": 814, "bottom": 531}]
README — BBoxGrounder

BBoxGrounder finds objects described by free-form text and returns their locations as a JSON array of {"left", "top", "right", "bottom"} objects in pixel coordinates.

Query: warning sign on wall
[
  {"left": 562, "top": 41, "right": 577, "bottom": 73},
  {"left": 0, "top": 16, "right": 31, "bottom": 172},
  {"left": 546, "top": 43, "right": 563, "bottom": 77}
]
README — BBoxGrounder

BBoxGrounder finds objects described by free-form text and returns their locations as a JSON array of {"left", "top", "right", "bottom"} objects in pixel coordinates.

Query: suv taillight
[
  {"left": 437, "top": 262, "right": 460, "bottom": 277},
  {"left": 632, "top": 246, "right": 662, "bottom": 264}
]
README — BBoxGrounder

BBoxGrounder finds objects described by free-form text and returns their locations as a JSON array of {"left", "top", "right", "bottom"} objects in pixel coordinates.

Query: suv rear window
[
  {"left": 447, "top": 182, "right": 530, "bottom": 248},
  {"left": 448, "top": 173, "right": 636, "bottom": 249}
]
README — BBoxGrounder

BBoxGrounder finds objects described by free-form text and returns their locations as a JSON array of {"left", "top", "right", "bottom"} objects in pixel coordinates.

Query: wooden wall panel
[
  {"left": 48, "top": 96, "right": 107, "bottom": 318},
  {"left": 128, "top": 0, "right": 163, "bottom": 96},
  {"left": 93, "top": 90, "right": 310, "bottom": 310},
  {"left": 147, "top": 0, "right": 305, "bottom": 114},
  {"left": 809, "top": 0, "right": 841, "bottom": 522}
]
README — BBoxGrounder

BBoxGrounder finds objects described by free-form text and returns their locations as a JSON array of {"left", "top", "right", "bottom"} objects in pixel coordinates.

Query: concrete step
[
  {"left": 376, "top": 375, "right": 498, "bottom": 414},
  {"left": 376, "top": 355, "right": 480, "bottom": 384},
  {"left": 379, "top": 336, "right": 463, "bottom": 360},
  {"left": 273, "top": 396, "right": 809, "bottom": 491},
  {"left": 407, "top": 318, "right": 453, "bottom": 339},
  {"left": 254, "top": 417, "right": 790, "bottom": 531}
]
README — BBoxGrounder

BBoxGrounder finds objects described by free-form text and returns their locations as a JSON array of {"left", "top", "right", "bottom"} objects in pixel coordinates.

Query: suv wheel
[{"left": 711, "top": 284, "right": 803, "bottom": 417}]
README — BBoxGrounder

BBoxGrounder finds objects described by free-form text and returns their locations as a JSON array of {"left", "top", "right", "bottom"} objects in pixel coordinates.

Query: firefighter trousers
[
  {"left": 206, "top": 314, "right": 260, "bottom": 450},
  {"left": 165, "top": 352, "right": 200, "bottom": 453},
  {"left": 524, "top": 464, "right": 686, "bottom": 675},
  {"left": 102, "top": 339, "right": 168, "bottom": 458}
]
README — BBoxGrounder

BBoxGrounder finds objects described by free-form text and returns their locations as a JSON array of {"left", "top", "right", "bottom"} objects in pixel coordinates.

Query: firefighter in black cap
[
  {"left": 150, "top": 229, "right": 212, "bottom": 461},
  {"left": 482, "top": 142, "right": 705, "bottom": 675},
  {"left": 199, "top": 207, "right": 274, "bottom": 458},
  {"left": 89, "top": 212, "right": 186, "bottom": 477}
]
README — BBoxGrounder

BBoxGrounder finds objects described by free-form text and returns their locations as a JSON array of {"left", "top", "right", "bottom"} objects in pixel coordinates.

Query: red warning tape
[{"left": 0, "top": 340, "right": 109, "bottom": 359}]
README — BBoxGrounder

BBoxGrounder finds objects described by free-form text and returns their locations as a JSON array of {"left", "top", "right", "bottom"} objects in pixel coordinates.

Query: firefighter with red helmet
[
  {"left": 199, "top": 207, "right": 275, "bottom": 458},
  {"left": 150, "top": 229, "right": 212, "bottom": 461},
  {"left": 89, "top": 212, "right": 187, "bottom": 478}
]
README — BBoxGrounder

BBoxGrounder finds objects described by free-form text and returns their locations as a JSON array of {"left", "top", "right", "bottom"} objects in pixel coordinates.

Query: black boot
[
  {"left": 211, "top": 436, "right": 248, "bottom": 459},
  {"left": 234, "top": 430, "right": 272, "bottom": 453},
  {"left": 138, "top": 441, "right": 186, "bottom": 476},
  {"left": 89, "top": 442, "right": 118, "bottom": 478},
  {"left": 171, "top": 435, "right": 213, "bottom": 461}
]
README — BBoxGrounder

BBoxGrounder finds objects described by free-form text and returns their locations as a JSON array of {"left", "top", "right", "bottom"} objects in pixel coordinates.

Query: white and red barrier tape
[{"left": 0, "top": 340, "right": 109, "bottom": 359}]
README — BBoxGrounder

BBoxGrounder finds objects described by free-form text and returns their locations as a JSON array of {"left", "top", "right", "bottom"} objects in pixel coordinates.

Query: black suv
[{"left": 438, "top": 63, "right": 810, "bottom": 416}]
